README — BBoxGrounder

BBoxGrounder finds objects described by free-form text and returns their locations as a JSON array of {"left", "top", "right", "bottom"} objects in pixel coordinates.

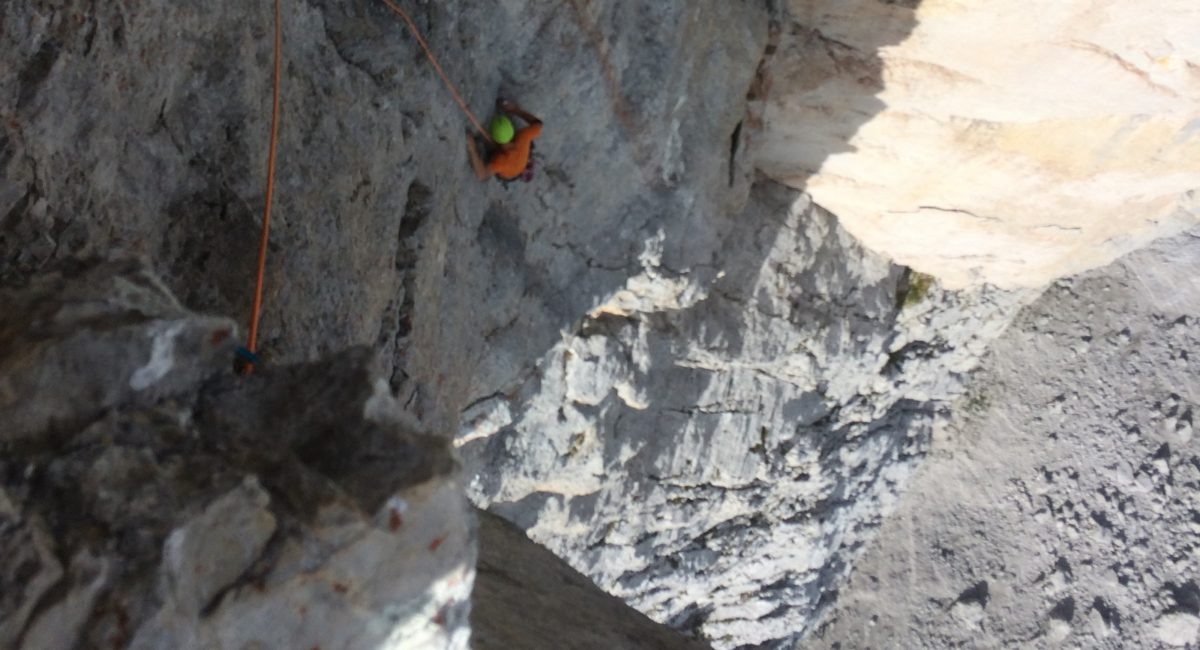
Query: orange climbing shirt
[{"left": 487, "top": 123, "right": 543, "bottom": 180}]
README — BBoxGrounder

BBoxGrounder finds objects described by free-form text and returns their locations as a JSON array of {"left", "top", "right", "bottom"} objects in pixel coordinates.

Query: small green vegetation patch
[{"left": 900, "top": 270, "right": 936, "bottom": 309}]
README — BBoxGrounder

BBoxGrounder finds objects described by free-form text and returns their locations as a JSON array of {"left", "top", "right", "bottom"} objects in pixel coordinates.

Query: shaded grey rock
[
  {"left": 473, "top": 509, "right": 712, "bottom": 650},
  {"left": 0, "top": 258, "right": 236, "bottom": 442},
  {"left": 0, "top": 0, "right": 772, "bottom": 437},
  {"left": 0, "top": 260, "right": 472, "bottom": 649},
  {"left": 0, "top": 488, "right": 63, "bottom": 645}
]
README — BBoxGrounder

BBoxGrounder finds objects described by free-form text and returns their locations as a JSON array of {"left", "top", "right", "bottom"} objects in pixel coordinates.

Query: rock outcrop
[
  {"left": 1, "top": 253, "right": 716, "bottom": 648},
  {"left": 0, "top": 259, "right": 473, "bottom": 649},
  {"left": 759, "top": 0, "right": 1200, "bottom": 289}
]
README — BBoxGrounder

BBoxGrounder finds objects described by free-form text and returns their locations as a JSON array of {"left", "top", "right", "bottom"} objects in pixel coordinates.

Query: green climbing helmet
[{"left": 489, "top": 115, "right": 515, "bottom": 145}]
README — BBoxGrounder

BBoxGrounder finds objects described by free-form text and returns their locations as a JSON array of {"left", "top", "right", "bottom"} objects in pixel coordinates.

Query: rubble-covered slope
[{"left": 813, "top": 227, "right": 1200, "bottom": 649}]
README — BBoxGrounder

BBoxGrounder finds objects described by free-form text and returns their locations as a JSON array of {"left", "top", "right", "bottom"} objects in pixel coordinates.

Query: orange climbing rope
[
  {"left": 378, "top": 0, "right": 493, "bottom": 144},
  {"left": 241, "top": 0, "right": 488, "bottom": 374},
  {"left": 242, "top": 0, "right": 282, "bottom": 375}
]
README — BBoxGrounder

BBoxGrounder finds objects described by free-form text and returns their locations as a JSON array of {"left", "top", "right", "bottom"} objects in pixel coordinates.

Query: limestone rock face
[
  {"left": 0, "top": 259, "right": 472, "bottom": 650},
  {"left": 461, "top": 182, "right": 1025, "bottom": 647},
  {"left": 0, "top": 1, "right": 1051, "bottom": 648},
  {"left": 0, "top": 0, "right": 771, "bottom": 436},
  {"left": 759, "top": 0, "right": 1200, "bottom": 288}
]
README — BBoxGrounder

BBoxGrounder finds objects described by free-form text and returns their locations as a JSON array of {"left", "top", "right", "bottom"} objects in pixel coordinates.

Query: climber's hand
[{"left": 466, "top": 129, "right": 490, "bottom": 181}]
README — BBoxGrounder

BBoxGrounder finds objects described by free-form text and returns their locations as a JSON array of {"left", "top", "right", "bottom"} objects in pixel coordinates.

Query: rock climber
[{"left": 466, "top": 98, "right": 542, "bottom": 182}]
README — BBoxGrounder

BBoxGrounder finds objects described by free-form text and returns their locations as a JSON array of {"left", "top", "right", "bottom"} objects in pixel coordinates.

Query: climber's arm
[
  {"left": 497, "top": 98, "right": 542, "bottom": 127},
  {"left": 466, "top": 131, "right": 491, "bottom": 181}
]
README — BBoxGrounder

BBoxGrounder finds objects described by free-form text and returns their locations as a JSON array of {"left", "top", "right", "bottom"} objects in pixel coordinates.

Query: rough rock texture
[
  {"left": 0, "top": 259, "right": 473, "bottom": 649},
  {"left": 0, "top": 258, "right": 233, "bottom": 442},
  {"left": 0, "top": 1, "right": 1108, "bottom": 648},
  {"left": 0, "top": 0, "right": 772, "bottom": 438},
  {"left": 473, "top": 509, "right": 713, "bottom": 650},
  {"left": 759, "top": 0, "right": 1200, "bottom": 288},
  {"left": 813, "top": 227, "right": 1200, "bottom": 649},
  {"left": 2, "top": 2, "right": 842, "bottom": 645},
  {"left": 462, "top": 182, "right": 1026, "bottom": 648}
]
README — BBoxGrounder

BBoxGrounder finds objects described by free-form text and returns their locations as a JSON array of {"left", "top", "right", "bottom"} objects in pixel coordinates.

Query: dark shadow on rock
[
  {"left": 0, "top": 259, "right": 472, "bottom": 648},
  {"left": 753, "top": 0, "right": 926, "bottom": 193},
  {"left": 473, "top": 509, "right": 714, "bottom": 650}
]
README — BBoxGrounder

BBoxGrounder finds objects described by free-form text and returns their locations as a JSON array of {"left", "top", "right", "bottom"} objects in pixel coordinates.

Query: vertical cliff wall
[
  {"left": 461, "top": 183, "right": 1022, "bottom": 647},
  {"left": 13, "top": 0, "right": 1179, "bottom": 648}
]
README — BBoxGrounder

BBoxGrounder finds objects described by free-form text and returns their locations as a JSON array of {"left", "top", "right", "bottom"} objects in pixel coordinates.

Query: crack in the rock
[{"left": 887, "top": 206, "right": 1002, "bottom": 223}]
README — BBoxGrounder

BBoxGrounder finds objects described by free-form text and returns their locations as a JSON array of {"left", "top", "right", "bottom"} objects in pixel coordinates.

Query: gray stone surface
[
  {"left": 462, "top": 183, "right": 1027, "bottom": 648},
  {"left": 0, "top": 258, "right": 236, "bottom": 442},
  {"left": 0, "top": 1, "right": 1081, "bottom": 648},
  {"left": 0, "top": 259, "right": 472, "bottom": 649},
  {"left": 812, "top": 227, "right": 1200, "bottom": 649},
  {"left": 0, "top": 0, "right": 772, "bottom": 438}
]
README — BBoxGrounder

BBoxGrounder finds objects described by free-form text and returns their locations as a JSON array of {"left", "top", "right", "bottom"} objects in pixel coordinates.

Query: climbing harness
[{"left": 235, "top": 346, "right": 262, "bottom": 367}]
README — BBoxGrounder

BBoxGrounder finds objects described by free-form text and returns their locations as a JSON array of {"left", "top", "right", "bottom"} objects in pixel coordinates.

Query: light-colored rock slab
[
  {"left": 760, "top": 0, "right": 1200, "bottom": 288},
  {"left": 1157, "top": 613, "right": 1200, "bottom": 647}
]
